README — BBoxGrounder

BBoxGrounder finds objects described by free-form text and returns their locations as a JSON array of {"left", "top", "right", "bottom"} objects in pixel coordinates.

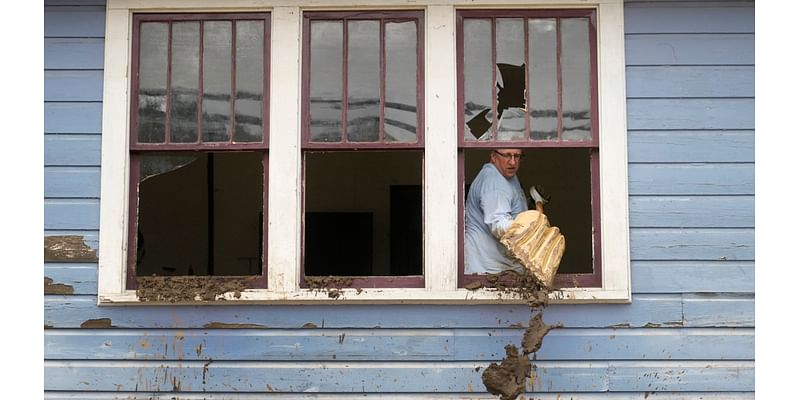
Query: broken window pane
[
  {"left": 202, "top": 21, "right": 232, "bottom": 142},
  {"left": 234, "top": 20, "right": 264, "bottom": 142},
  {"left": 561, "top": 18, "right": 592, "bottom": 141},
  {"left": 495, "top": 18, "right": 526, "bottom": 141},
  {"left": 463, "top": 19, "right": 494, "bottom": 141},
  {"left": 170, "top": 22, "right": 200, "bottom": 143},
  {"left": 528, "top": 19, "right": 558, "bottom": 140},
  {"left": 384, "top": 21, "right": 418, "bottom": 143},
  {"left": 137, "top": 22, "right": 168, "bottom": 143},
  {"left": 347, "top": 20, "right": 381, "bottom": 142},
  {"left": 309, "top": 21, "right": 344, "bottom": 142},
  {"left": 304, "top": 151, "right": 422, "bottom": 277},
  {"left": 136, "top": 152, "right": 264, "bottom": 276}
]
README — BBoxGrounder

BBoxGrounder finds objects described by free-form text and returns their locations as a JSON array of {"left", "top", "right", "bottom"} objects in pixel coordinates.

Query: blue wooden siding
[{"left": 43, "top": 0, "right": 755, "bottom": 398}]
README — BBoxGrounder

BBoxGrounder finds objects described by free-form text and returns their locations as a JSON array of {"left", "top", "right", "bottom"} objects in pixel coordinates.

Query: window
[
  {"left": 301, "top": 11, "right": 425, "bottom": 288},
  {"left": 126, "top": 13, "right": 270, "bottom": 289},
  {"left": 457, "top": 10, "right": 602, "bottom": 288},
  {"left": 99, "top": 0, "right": 629, "bottom": 303}
]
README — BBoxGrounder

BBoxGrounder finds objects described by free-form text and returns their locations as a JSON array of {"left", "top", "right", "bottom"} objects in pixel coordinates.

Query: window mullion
[
  {"left": 424, "top": 5, "right": 458, "bottom": 292},
  {"left": 267, "top": 6, "right": 302, "bottom": 292}
]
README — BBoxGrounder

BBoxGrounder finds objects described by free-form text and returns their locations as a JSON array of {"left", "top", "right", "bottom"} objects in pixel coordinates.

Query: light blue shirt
[{"left": 465, "top": 163, "right": 528, "bottom": 274}]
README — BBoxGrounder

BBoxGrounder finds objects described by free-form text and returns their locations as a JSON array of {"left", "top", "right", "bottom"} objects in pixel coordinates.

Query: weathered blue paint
[
  {"left": 45, "top": 38, "right": 105, "bottom": 69},
  {"left": 629, "top": 228, "right": 754, "bottom": 261},
  {"left": 45, "top": 70, "right": 104, "bottom": 101},
  {"left": 44, "top": 199, "right": 100, "bottom": 230},
  {"left": 682, "top": 293, "right": 755, "bottom": 327},
  {"left": 45, "top": 135, "right": 102, "bottom": 166},
  {"left": 628, "top": 131, "right": 754, "bottom": 163},
  {"left": 42, "top": 1, "right": 755, "bottom": 397},
  {"left": 45, "top": 328, "right": 754, "bottom": 361},
  {"left": 625, "top": 34, "right": 754, "bottom": 65},
  {"left": 44, "top": 6, "right": 106, "bottom": 37},
  {"left": 631, "top": 261, "right": 754, "bottom": 293},
  {"left": 45, "top": 167, "right": 101, "bottom": 198},
  {"left": 627, "top": 99, "right": 754, "bottom": 130},
  {"left": 44, "top": 103, "right": 103, "bottom": 133},
  {"left": 628, "top": 164, "right": 754, "bottom": 195},
  {"left": 43, "top": 360, "right": 754, "bottom": 392},
  {"left": 629, "top": 196, "right": 754, "bottom": 228},
  {"left": 626, "top": 66, "right": 754, "bottom": 98},
  {"left": 40, "top": 392, "right": 759, "bottom": 399},
  {"left": 624, "top": 3, "right": 754, "bottom": 34},
  {"left": 44, "top": 294, "right": 687, "bottom": 329}
]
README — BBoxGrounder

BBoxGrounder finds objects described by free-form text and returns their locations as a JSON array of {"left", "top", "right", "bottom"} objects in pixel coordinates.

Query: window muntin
[
  {"left": 127, "top": 13, "right": 270, "bottom": 290},
  {"left": 301, "top": 11, "right": 425, "bottom": 288},
  {"left": 303, "top": 11, "right": 424, "bottom": 148},
  {"left": 457, "top": 9, "right": 601, "bottom": 288}
]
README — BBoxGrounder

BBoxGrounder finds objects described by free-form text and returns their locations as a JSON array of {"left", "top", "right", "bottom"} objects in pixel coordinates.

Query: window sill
[{"left": 98, "top": 287, "right": 630, "bottom": 305}]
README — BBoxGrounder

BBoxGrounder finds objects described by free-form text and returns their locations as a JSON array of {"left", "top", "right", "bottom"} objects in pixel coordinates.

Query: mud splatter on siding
[
  {"left": 479, "top": 270, "right": 563, "bottom": 400},
  {"left": 44, "top": 235, "right": 97, "bottom": 262},
  {"left": 81, "top": 318, "right": 114, "bottom": 328},
  {"left": 44, "top": 277, "right": 75, "bottom": 295}
]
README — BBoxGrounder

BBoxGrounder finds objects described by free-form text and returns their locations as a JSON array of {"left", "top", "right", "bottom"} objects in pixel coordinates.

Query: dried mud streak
[
  {"left": 44, "top": 235, "right": 98, "bottom": 262},
  {"left": 521, "top": 312, "right": 561, "bottom": 355},
  {"left": 480, "top": 270, "right": 562, "bottom": 399},
  {"left": 81, "top": 318, "right": 114, "bottom": 328},
  {"left": 44, "top": 277, "right": 75, "bottom": 295},
  {"left": 136, "top": 276, "right": 252, "bottom": 303},
  {"left": 304, "top": 276, "right": 354, "bottom": 299},
  {"left": 481, "top": 344, "right": 531, "bottom": 400}
]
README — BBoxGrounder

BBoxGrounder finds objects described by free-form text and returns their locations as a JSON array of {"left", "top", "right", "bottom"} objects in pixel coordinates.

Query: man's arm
[{"left": 480, "top": 189, "right": 517, "bottom": 239}]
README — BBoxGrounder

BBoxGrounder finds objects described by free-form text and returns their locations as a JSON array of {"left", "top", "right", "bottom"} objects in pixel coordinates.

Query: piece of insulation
[{"left": 500, "top": 210, "right": 565, "bottom": 287}]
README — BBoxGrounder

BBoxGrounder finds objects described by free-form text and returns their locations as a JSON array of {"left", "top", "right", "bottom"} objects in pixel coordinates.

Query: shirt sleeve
[{"left": 479, "top": 185, "right": 516, "bottom": 239}]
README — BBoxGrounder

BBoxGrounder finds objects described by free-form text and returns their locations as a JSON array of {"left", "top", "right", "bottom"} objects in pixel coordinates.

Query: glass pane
[
  {"left": 202, "top": 21, "right": 232, "bottom": 142},
  {"left": 234, "top": 20, "right": 264, "bottom": 143},
  {"left": 137, "top": 22, "right": 168, "bottom": 143},
  {"left": 309, "top": 21, "right": 343, "bottom": 142},
  {"left": 495, "top": 18, "right": 526, "bottom": 141},
  {"left": 384, "top": 21, "right": 417, "bottom": 143},
  {"left": 170, "top": 22, "right": 200, "bottom": 143},
  {"left": 561, "top": 18, "right": 592, "bottom": 141},
  {"left": 463, "top": 19, "right": 493, "bottom": 141},
  {"left": 347, "top": 20, "right": 380, "bottom": 142},
  {"left": 528, "top": 19, "right": 558, "bottom": 140}
]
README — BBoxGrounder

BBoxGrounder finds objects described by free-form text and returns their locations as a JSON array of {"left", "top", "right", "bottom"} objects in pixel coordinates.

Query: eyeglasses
[{"left": 494, "top": 151, "right": 524, "bottom": 161}]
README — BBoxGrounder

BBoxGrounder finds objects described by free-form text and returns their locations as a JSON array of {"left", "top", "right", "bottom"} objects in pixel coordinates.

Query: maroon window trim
[
  {"left": 457, "top": 9, "right": 602, "bottom": 289},
  {"left": 126, "top": 12, "right": 271, "bottom": 290},
  {"left": 130, "top": 13, "right": 271, "bottom": 151},
  {"left": 300, "top": 10, "right": 425, "bottom": 289},
  {"left": 301, "top": 10, "right": 425, "bottom": 150}
]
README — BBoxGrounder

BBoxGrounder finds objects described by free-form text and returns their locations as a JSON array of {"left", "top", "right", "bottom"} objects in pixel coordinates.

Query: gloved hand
[{"left": 529, "top": 185, "right": 550, "bottom": 205}]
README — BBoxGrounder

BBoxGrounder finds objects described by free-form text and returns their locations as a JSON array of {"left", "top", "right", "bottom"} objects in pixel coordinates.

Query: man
[{"left": 465, "top": 149, "right": 544, "bottom": 274}]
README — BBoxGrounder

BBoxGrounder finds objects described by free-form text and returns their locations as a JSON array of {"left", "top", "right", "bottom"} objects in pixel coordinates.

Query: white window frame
[{"left": 98, "top": 0, "right": 630, "bottom": 304}]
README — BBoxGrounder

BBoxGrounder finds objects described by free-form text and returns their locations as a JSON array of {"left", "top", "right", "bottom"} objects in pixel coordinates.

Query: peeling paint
[
  {"left": 44, "top": 235, "right": 97, "bottom": 262},
  {"left": 81, "top": 318, "right": 113, "bottom": 328},
  {"left": 44, "top": 277, "right": 75, "bottom": 295},
  {"left": 302, "top": 322, "right": 318, "bottom": 329}
]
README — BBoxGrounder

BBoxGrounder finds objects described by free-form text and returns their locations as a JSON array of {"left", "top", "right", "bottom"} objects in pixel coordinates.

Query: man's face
[{"left": 490, "top": 148, "right": 523, "bottom": 178}]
